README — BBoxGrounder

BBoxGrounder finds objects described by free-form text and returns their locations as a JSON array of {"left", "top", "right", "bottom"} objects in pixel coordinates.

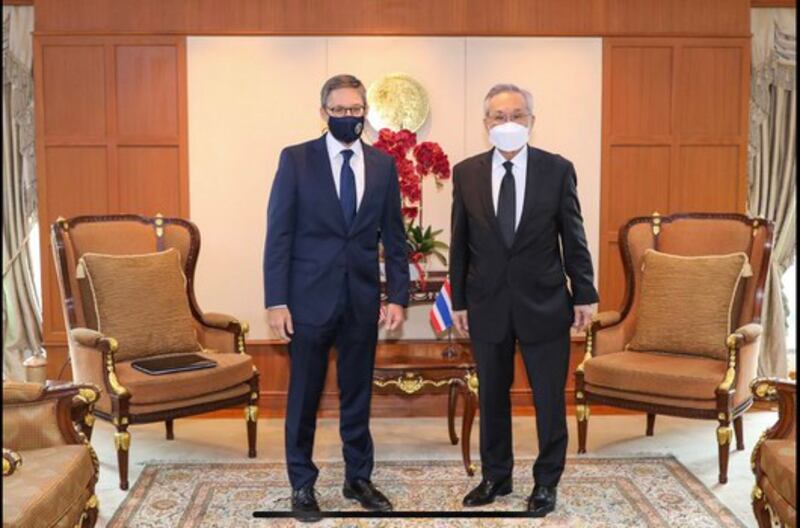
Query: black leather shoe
[
  {"left": 291, "top": 486, "right": 322, "bottom": 523},
  {"left": 343, "top": 478, "right": 393, "bottom": 511},
  {"left": 462, "top": 477, "right": 513, "bottom": 507},
  {"left": 527, "top": 485, "right": 557, "bottom": 517}
]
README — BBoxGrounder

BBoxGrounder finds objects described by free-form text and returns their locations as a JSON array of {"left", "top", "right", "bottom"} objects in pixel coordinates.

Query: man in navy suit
[{"left": 264, "top": 74, "right": 409, "bottom": 519}]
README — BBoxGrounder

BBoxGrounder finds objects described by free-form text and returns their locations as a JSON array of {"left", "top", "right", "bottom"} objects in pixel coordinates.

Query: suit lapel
[
  {"left": 478, "top": 150, "right": 507, "bottom": 247},
  {"left": 511, "top": 146, "right": 541, "bottom": 250},
  {"left": 311, "top": 135, "right": 347, "bottom": 235}
]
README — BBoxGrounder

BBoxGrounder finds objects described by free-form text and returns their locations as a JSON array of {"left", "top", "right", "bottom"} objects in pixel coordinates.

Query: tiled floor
[{"left": 91, "top": 412, "right": 777, "bottom": 527}]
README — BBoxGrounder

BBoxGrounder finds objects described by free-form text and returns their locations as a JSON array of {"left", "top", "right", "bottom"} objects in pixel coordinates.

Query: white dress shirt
[
  {"left": 491, "top": 146, "right": 528, "bottom": 229},
  {"left": 326, "top": 132, "right": 365, "bottom": 211}
]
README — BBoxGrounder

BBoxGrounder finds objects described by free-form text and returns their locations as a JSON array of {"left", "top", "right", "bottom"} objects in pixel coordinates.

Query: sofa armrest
[
  {"left": 2, "top": 381, "right": 100, "bottom": 451},
  {"left": 751, "top": 377, "right": 796, "bottom": 440},
  {"left": 194, "top": 313, "right": 249, "bottom": 354},
  {"left": 2, "top": 448, "right": 22, "bottom": 477}
]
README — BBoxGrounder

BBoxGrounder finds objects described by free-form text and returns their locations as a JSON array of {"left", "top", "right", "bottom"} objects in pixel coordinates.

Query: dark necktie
[
  {"left": 497, "top": 160, "right": 516, "bottom": 248},
  {"left": 339, "top": 149, "right": 357, "bottom": 230}
]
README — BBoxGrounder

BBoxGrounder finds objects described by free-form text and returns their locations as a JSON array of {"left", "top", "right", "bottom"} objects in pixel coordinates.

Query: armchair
[
  {"left": 575, "top": 212, "right": 774, "bottom": 483},
  {"left": 2, "top": 381, "right": 100, "bottom": 528},
  {"left": 751, "top": 378, "right": 796, "bottom": 528},
  {"left": 51, "top": 214, "right": 260, "bottom": 489}
]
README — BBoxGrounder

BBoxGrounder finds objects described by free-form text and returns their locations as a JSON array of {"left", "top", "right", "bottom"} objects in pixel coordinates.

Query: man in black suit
[
  {"left": 450, "top": 83, "right": 598, "bottom": 516},
  {"left": 264, "top": 74, "right": 409, "bottom": 520}
]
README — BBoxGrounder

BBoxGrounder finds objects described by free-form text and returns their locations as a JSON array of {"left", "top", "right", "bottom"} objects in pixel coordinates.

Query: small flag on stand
[{"left": 429, "top": 279, "right": 453, "bottom": 334}]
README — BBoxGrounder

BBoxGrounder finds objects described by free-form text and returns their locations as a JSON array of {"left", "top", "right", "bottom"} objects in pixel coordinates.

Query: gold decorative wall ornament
[{"left": 366, "top": 74, "right": 429, "bottom": 132}]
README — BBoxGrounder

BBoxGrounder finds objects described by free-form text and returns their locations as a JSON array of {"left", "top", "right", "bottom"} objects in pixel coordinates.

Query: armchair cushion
[
  {"left": 2, "top": 445, "right": 94, "bottom": 528},
  {"left": 628, "top": 250, "right": 750, "bottom": 360},
  {"left": 113, "top": 351, "right": 254, "bottom": 405},
  {"left": 584, "top": 350, "right": 727, "bottom": 400},
  {"left": 80, "top": 248, "right": 201, "bottom": 361},
  {"left": 760, "top": 439, "right": 796, "bottom": 510}
]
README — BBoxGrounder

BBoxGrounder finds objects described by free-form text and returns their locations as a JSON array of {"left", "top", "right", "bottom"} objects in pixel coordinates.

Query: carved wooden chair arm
[
  {"left": 194, "top": 313, "right": 250, "bottom": 354},
  {"left": 751, "top": 377, "right": 796, "bottom": 440},
  {"left": 2, "top": 448, "right": 22, "bottom": 477}
]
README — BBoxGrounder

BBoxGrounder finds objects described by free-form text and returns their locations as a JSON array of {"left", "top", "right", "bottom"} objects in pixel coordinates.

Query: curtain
[
  {"left": 748, "top": 8, "right": 796, "bottom": 378},
  {"left": 2, "top": 6, "right": 42, "bottom": 381}
]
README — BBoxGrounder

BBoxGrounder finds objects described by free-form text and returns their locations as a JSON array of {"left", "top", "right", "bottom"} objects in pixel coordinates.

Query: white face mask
[{"left": 488, "top": 122, "right": 530, "bottom": 152}]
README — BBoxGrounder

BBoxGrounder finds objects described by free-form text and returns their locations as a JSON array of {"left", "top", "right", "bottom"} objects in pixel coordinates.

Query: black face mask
[{"left": 328, "top": 115, "right": 365, "bottom": 144}]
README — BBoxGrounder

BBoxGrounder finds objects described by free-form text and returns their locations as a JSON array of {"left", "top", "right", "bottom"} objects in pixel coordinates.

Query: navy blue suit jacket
[{"left": 264, "top": 135, "right": 410, "bottom": 326}]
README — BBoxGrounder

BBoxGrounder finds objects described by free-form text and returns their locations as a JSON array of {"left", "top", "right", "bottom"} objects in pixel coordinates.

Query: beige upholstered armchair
[
  {"left": 51, "top": 214, "right": 260, "bottom": 490},
  {"left": 751, "top": 378, "right": 796, "bottom": 528},
  {"left": 575, "top": 212, "right": 773, "bottom": 484},
  {"left": 3, "top": 380, "right": 100, "bottom": 528}
]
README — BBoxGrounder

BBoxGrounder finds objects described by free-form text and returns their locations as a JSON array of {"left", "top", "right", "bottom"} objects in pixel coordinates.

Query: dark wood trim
[
  {"left": 2, "top": 0, "right": 33, "bottom": 5},
  {"left": 751, "top": 0, "right": 796, "bottom": 6},
  {"left": 31, "top": 0, "right": 752, "bottom": 37}
]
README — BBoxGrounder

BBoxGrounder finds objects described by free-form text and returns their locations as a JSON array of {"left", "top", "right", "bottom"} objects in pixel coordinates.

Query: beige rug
[{"left": 108, "top": 456, "right": 745, "bottom": 527}]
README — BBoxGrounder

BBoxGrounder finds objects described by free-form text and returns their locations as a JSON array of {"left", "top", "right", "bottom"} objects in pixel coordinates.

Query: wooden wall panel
[
  {"left": 41, "top": 46, "right": 106, "bottom": 138},
  {"left": 32, "top": 0, "right": 750, "bottom": 37},
  {"left": 608, "top": 146, "right": 671, "bottom": 229},
  {"left": 599, "top": 37, "right": 749, "bottom": 311},
  {"left": 36, "top": 36, "right": 189, "bottom": 345},
  {"left": 40, "top": 147, "right": 109, "bottom": 337},
  {"left": 673, "top": 146, "right": 741, "bottom": 211},
  {"left": 116, "top": 46, "right": 180, "bottom": 139},
  {"left": 676, "top": 46, "right": 744, "bottom": 138},
  {"left": 609, "top": 47, "right": 673, "bottom": 139},
  {"left": 117, "top": 147, "right": 182, "bottom": 215}
]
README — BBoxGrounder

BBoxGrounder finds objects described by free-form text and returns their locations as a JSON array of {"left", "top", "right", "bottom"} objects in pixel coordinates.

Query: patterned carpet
[{"left": 108, "top": 456, "right": 745, "bottom": 527}]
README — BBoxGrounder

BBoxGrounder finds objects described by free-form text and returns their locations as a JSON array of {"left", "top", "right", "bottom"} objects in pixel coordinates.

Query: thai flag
[{"left": 429, "top": 279, "right": 454, "bottom": 334}]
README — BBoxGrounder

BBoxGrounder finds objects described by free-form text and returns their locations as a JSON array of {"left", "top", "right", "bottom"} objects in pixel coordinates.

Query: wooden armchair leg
[
  {"left": 114, "top": 425, "right": 131, "bottom": 490},
  {"left": 245, "top": 405, "right": 258, "bottom": 458},
  {"left": 165, "top": 419, "right": 175, "bottom": 440},
  {"left": 576, "top": 403, "right": 589, "bottom": 454},
  {"left": 646, "top": 413, "right": 656, "bottom": 436},
  {"left": 733, "top": 415, "right": 744, "bottom": 451},
  {"left": 716, "top": 420, "right": 732, "bottom": 484}
]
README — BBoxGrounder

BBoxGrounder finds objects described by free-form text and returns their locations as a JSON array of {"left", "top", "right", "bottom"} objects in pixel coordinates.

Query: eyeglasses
[
  {"left": 486, "top": 112, "right": 532, "bottom": 126},
  {"left": 326, "top": 105, "right": 366, "bottom": 118}
]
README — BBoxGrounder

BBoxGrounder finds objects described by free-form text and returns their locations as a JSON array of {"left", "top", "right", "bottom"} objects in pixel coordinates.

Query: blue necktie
[{"left": 339, "top": 149, "right": 357, "bottom": 230}]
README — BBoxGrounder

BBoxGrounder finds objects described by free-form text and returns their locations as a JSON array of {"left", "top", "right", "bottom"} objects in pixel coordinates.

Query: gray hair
[
  {"left": 320, "top": 74, "right": 367, "bottom": 107},
  {"left": 483, "top": 83, "right": 534, "bottom": 116}
]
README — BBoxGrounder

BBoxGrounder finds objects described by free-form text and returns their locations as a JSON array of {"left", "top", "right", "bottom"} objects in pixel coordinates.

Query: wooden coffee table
[{"left": 372, "top": 345, "right": 478, "bottom": 476}]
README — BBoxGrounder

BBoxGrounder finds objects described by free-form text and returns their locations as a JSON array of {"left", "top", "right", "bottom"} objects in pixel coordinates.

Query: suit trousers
[
  {"left": 472, "top": 325, "right": 571, "bottom": 487},
  {"left": 284, "top": 281, "right": 378, "bottom": 490}
]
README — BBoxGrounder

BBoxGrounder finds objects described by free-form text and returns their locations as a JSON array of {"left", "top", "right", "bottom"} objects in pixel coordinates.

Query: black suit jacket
[{"left": 449, "top": 146, "right": 599, "bottom": 344}]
